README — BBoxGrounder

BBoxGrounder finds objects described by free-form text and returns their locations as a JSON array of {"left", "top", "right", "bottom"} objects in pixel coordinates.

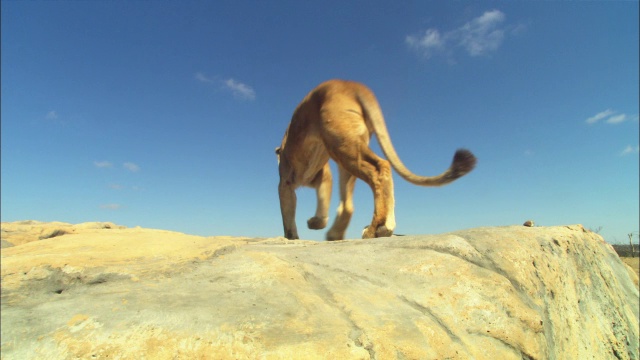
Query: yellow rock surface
[{"left": 1, "top": 222, "right": 638, "bottom": 359}]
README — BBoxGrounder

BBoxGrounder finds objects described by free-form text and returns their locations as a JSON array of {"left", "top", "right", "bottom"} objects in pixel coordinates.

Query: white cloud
[
  {"left": 457, "top": 10, "right": 506, "bottom": 56},
  {"left": 195, "top": 72, "right": 214, "bottom": 83},
  {"left": 45, "top": 110, "right": 58, "bottom": 120},
  {"left": 123, "top": 162, "right": 140, "bottom": 172},
  {"left": 586, "top": 109, "right": 615, "bottom": 124},
  {"left": 406, "top": 29, "right": 444, "bottom": 58},
  {"left": 224, "top": 78, "right": 256, "bottom": 100},
  {"left": 94, "top": 161, "right": 113, "bottom": 168},
  {"left": 606, "top": 114, "right": 627, "bottom": 124},
  {"left": 620, "top": 145, "right": 640, "bottom": 156},
  {"left": 196, "top": 72, "right": 256, "bottom": 100},
  {"left": 100, "top": 203, "right": 121, "bottom": 210},
  {"left": 407, "top": 9, "right": 510, "bottom": 59},
  {"left": 586, "top": 109, "right": 635, "bottom": 125}
]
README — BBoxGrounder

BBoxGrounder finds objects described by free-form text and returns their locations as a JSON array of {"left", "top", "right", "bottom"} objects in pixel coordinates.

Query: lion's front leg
[
  {"left": 278, "top": 180, "right": 299, "bottom": 240},
  {"left": 307, "top": 163, "right": 332, "bottom": 230}
]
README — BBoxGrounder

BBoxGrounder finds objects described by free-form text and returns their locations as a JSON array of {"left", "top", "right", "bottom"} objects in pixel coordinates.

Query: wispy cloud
[
  {"left": 94, "top": 161, "right": 140, "bottom": 172},
  {"left": 458, "top": 10, "right": 506, "bottom": 56},
  {"left": 195, "top": 72, "right": 215, "bottom": 84},
  {"left": 586, "top": 109, "right": 635, "bottom": 125},
  {"left": 586, "top": 109, "right": 615, "bottom": 124},
  {"left": 100, "top": 203, "right": 122, "bottom": 210},
  {"left": 45, "top": 110, "right": 58, "bottom": 120},
  {"left": 407, "top": 9, "right": 515, "bottom": 60},
  {"left": 406, "top": 29, "right": 444, "bottom": 59},
  {"left": 224, "top": 78, "right": 256, "bottom": 100},
  {"left": 196, "top": 72, "right": 256, "bottom": 100},
  {"left": 620, "top": 145, "right": 640, "bottom": 156},
  {"left": 606, "top": 114, "right": 627, "bottom": 124},
  {"left": 123, "top": 162, "right": 140, "bottom": 172},
  {"left": 94, "top": 161, "right": 113, "bottom": 168}
]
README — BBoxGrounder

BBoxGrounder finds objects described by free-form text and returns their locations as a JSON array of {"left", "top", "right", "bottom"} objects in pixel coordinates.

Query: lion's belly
[{"left": 298, "top": 141, "right": 330, "bottom": 185}]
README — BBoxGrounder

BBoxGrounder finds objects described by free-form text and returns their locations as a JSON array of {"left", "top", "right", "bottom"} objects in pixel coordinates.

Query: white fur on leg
[
  {"left": 385, "top": 206, "right": 396, "bottom": 234},
  {"left": 385, "top": 179, "right": 396, "bottom": 234}
]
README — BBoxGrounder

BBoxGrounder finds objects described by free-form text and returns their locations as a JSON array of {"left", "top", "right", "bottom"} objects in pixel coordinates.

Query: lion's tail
[{"left": 357, "top": 91, "right": 476, "bottom": 187}]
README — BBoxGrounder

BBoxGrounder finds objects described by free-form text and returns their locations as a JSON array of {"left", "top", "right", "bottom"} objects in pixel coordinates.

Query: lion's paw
[
  {"left": 307, "top": 216, "right": 328, "bottom": 230},
  {"left": 326, "top": 231, "right": 343, "bottom": 241},
  {"left": 362, "top": 225, "right": 393, "bottom": 239}
]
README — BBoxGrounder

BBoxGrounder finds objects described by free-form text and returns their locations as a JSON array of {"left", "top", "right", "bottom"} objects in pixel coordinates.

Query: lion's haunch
[{"left": 276, "top": 79, "right": 476, "bottom": 240}]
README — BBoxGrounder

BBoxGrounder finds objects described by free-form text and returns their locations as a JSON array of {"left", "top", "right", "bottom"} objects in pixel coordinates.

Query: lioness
[{"left": 276, "top": 79, "right": 476, "bottom": 240}]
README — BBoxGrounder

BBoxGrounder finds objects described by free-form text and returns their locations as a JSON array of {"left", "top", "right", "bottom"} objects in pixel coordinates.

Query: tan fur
[{"left": 276, "top": 80, "right": 476, "bottom": 240}]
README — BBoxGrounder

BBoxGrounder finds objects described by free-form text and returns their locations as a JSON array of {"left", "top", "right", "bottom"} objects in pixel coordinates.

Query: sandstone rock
[
  {"left": 1, "top": 222, "right": 638, "bottom": 359},
  {"left": 0, "top": 221, "right": 124, "bottom": 246},
  {"left": 0, "top": 239, "right": 14, "bottom": 248}
]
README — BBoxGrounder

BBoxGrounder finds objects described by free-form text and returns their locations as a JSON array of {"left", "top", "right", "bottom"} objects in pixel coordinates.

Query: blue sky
[{"left": 1, "top": 1, "right": 638, "bottom": 243}]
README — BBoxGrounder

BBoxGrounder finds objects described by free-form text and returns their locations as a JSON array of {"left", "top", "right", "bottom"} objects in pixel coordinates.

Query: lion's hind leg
[
  {"left": 326, "top": 166, "right": 357, "bottom": 241},
  {"left": 307, "top": 162, "right": 332, "bottom": 230},
  {"left": 349, "top": 148, "right": 395, "bottom": 239},
  {"left": 328, "top": 144, "right": 395, "bottom": 240}
]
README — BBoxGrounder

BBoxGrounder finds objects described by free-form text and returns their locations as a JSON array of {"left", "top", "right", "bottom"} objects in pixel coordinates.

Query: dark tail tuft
[{"left": 450, "top": 149, "right": 477, "bottom": 178}]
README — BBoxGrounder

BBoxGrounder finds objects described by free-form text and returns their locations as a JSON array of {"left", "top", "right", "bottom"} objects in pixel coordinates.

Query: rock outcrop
[
  {"left": 0, "top": 220, "right": 125, "bottom": 248},
  {"left": 1, "top": 222, "right": 638, "bottom": 359}
]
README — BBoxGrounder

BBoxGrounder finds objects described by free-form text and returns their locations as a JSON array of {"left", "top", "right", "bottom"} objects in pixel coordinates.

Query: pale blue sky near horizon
[{"left": 1, "top": 1, "right": 638, "bottom": 243}]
